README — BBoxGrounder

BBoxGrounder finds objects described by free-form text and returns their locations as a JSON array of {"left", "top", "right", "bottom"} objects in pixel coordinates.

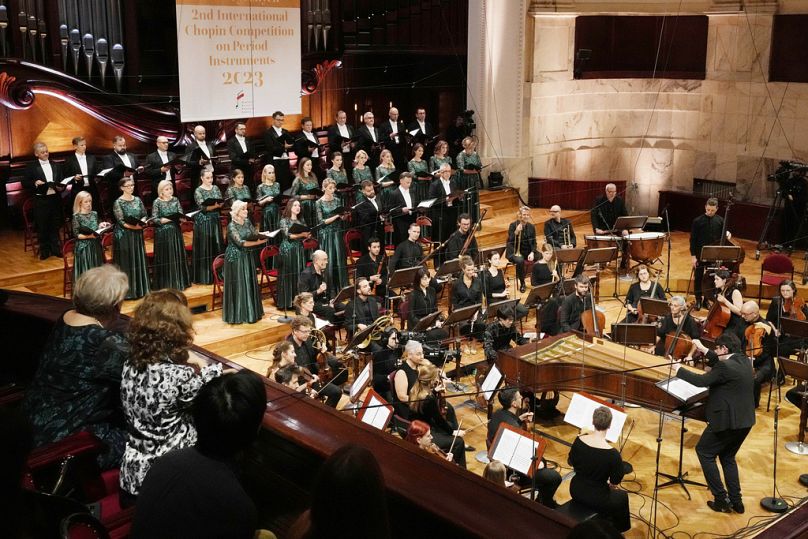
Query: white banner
[{"left": 176, "top": 0, "right": 301, "bottom": 122}]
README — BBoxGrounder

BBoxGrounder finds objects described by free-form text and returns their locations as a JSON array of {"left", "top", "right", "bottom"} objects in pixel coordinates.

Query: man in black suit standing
[
  {"left": 353, "top": 180, "right": 384, "bottom": 254},
  {"left": 102, "top": 135, "right": 141, "bottom": 216},
  {"left": 327, "top": 110, "right": 355, "bottom": 174},
  {"left": 264, "top": 111, "right": 294, "bottom": 193},
  {"left": 690, "top": 197, "right": 728, "bottom": 310},
  {"left": 24, "top": 142, "right": 64, "bottom": 259},
  {"left": 378, "top": 107, "right": 407, "bottom": 171},
  {"left": 144, "top": 136, "right": 177, "bottom": 203},
  {"left": 407, "top": 107, "right": 435, "bottom": 158},
  {"left": 226, "top": 122, "right": 257, "bottom": 188},
  {"left": 428, "top": 163, "right": 459, "bottom": 266},
  {"left": 356, "top": 111, "right": 381, "bottom": 171},
  {"left": 62, "top": 136, "right": 99, "bottom": 211},
  {"left": 184, "top": 125, "right": 215, "bottom": 190},
  {"left": 673, "top": 332, "right": 756, "bottom": 514},
  {"left": 386, "top": 172, "right": 418, "bottom": 244},
  {"left": 293, "top": 117, "right": 324, "bottom": 181}
]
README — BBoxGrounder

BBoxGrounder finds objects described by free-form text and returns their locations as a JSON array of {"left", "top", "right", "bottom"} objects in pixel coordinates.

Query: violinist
[
  {"left": 739, "top": 301, "right": 777, "bottom": 409},
  {"left": 483, "top": 308, "right": 529, "bottom": 366},
  {"left": 408, "top": 267, "right": 449, "bottom": 351},
  {"left": 286, "top": 317, "right": 343, "bottom": 408},
  {"left": 274, "top": 365, "right": 317, "bottom": 398},
  {"left": 444, "top": 213, "right": 479, "bottom": 263},
  {"left": 487, "top": 388, "right": 561, "bottom": 508},
  {"left": 766, "top": 280, "right": 808, "bottom": 357},
  {"left": 654, "top": 296, "right": 700, "bottom": 359},
  {"left": 690, "top": 198, "right": 729, "bottom": 310},
  {"left": 623, "top": 265, "right": 666, "bottom": 323},
  {"left": 506, "top": 206, "right": 537, "bottom": 293},
  {"left": 408, "top": 364, "right": 467, "bottom": 468},
  {"left": 356, "top": 238, "right": 388, "bottom": 299},
  {"left": 711, "top": 269, "right": 745, "bottom": 341},
  {"left": 392, "top": 340, "right": 429, "bottom": 419},
  {"left": 559, "top": 274, "right": 593, "bottom": 333},
  {"left": 404, "top": 420, "right": 454, "bottom": 464}
]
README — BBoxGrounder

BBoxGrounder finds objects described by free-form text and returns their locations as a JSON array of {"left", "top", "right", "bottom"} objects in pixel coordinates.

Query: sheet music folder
[
  {"left": 356, "top": 388, "right": 393, "bottom": 431},
  {"left": 488, "top": 423, "right": 546, "bottom": 478}
]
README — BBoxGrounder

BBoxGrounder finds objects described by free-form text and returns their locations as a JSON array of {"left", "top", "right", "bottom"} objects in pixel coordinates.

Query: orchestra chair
[
  {"left": 211, "top": 254, "right": 225, "bottom": 311},
  {"left": 554, "top": 500, "right": 599, "bottom": 524},
  {"left": 100, "top": 233, "right": 114, "bottom": 264},
  {"left": 22, "top": 197, "right": 39, "bottom": 256},
  {"left": 93, "top": 180, "right": 112, "bottom": 220},
  {"left": 302, "top": 237, "right": 319, "bottom": 252},
  {"left": 384, "top": 221, "right": 396, "bottom": 255},
  {"left": 62, "top": 239, "right": 76, "bottom": 298},
  {"left": 258, "top": 245, "right": 280, "bottom": 298},
  {"left": 757, "top": 254, "right": 794, "bottom": 302},
  {"left": 415, "top": 215, "right": 434, "bottom": 255},
  {"left": 60, "top": 511, "right": 112, "bottom": 539},
  {"left": 343, "top": 229, "right": 363, "bottom": 267},
  {"left": 398, "top": 298, "right": 410, "bottom": 330}
]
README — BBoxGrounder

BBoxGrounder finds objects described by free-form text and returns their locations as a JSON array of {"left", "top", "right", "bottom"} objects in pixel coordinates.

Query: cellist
[
  {"left": 559, "top": 274, "right": 593, "bottom": 333},
  {"left": 740, "top": 301, "right": 778, "bottom": 408},
  {"left": 709, "top": 269, "right": 745, "bottom": 341},
  {"left": 654, "top": 296, "right": 700, "bottom": 360},
  {"left": 766, "top": 279, "right": 808, "bottom": 357}
]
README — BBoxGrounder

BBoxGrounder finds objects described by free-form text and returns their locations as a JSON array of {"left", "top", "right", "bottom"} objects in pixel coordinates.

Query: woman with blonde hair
[
  {"left": 316, "top": 178, "right": 348, "bottom": 289},
  {"left": 151, "top": 179, "right": 190, "bottom": 290},
  {"left": 113, "top": 176, "right": 150, "bottom": 299},
  {"left": 352, "top": 149, "right": 372, "bottom": 202},
  {"left": 223, "top": 200, "right": 267, "bottom": 324},
  {"left": 256, "top": 164, "right": 281, "bottom": 232},
  {"left": 71, "top": 191, "right": 107, "bottom": 280},
  {"left": 456, "top": 136, "right": 482, "bottom": 225},
  {"left": 375, "top": 149, "right": 397, "bottom": 206},
  {"left": 483, "top": 460, "right": 508, "bottom": 487},
  {"left": 120, "top": 289, "right": 223, "bottom": 499}
]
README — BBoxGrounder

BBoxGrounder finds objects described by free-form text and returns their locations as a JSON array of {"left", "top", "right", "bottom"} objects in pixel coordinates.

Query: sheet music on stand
[
  {"left": 480, "top": 363, "right": 503, "bottom": 403},
  {"left": 488, "top": 423, "right": 546, "bottom": 477},
  {"left": 564, "top": 392, "right": 628, "bottom": 443},
  {"left": 349, "top": 362, "right": 373, "bottom": 402},
  {"left": 656, "top": 377, "right": 709, "bottom": 405},
  {"left": 356, "top": 388, "right": 394, "bottom": 430}
]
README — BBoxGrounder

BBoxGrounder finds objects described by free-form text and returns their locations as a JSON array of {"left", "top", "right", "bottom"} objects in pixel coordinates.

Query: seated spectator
[
  {"left": 288, "top": 445, "right": 391, "bottom": 539},
  {"left": 119, "top": 289, "right": 223, "bottom": 499},
  {"left": 22, "top": 265, "right": 129, "bottom": 469},
  {"left": 131, "top": 370, "right": 267, "bottom": 539}
]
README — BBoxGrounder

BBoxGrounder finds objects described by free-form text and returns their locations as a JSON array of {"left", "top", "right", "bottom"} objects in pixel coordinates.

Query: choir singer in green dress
[
  {"left": 291, "top": 157, "right": 319, "bottom": 226},
  {"left": 316, "top": 178, "right": 349, "bottom": 290},
  {"left": 71, "top": 191, "right": 107, "bottom": 282},
  {"left": 151, "top": 180, "right": 190, "bottom": 290},
  {"left": 223, "top": 200, "right": 267, "bottom": 324},
  {"left": 256, "top": 164, "right": 281, "bottom": 232},
  {"left": 113, "top": 178, "right": 150, "bottom": 299},
  {"left": 276, "top": 199, "right": 309, "bottom": 310},
  {"left": 456, "top": 137, "right": 482, "bottom": 226},
  {"left": 192, "top": 169, "right": 224, "bottom": 285}
]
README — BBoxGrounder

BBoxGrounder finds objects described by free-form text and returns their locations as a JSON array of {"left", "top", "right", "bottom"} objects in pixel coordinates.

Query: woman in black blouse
[
  {"left": 408, "top": 268, "right": 449, "bottom": 351},
  {"left": 567, "top": 406, "right": 631, "bottom": 532},
  {"left": 452, "top": 255, "right": 483, "bottom": 347},
  {"left": 482, "top": 251, "right": 528, "bottom": 320},
  {"left": 531, "top": 243, "right": 559, "bottom": 287},
  {"left": 408, "top": 363, "right": 466, "bottom": 468},
  {"left": 654, "top": 295, "right": 699, "bottom": 359},
  {"left": 623, "top": 264, "right": 666, "bottom": 322}
]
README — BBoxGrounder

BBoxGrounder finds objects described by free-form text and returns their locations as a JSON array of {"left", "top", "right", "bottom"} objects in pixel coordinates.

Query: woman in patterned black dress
[
  {"left": 316, "top": 178, "right": 349, "bottom": 290},
  {"left": 276, "top": 199, "right": 310, "bottom": 310},
  {"left": 327, "top": 152, "right": 350, "bottom": 205},
  {"left": 352, "top": 150, "right": 372, "bottom": 203},
  {"left": 256, "top": 164, "right": 281, "bottom": 232}
]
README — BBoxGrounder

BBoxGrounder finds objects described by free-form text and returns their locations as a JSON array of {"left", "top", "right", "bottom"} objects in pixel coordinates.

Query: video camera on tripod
[{"left": 398, "top": 330, "right": 461, "bottom": 364}]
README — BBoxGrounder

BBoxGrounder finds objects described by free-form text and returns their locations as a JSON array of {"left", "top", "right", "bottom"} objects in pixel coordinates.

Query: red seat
[
  {"left": 415, "top": 215, "right": 434, "bottom": 255},
  {"left": 344, "top": 229, "right": 363, "bottom": 265},
  {"left": 143, "top": 226, "right": 156, "bottom": 277},
  {"left": 384, "top": 222, "right": 396, "bottom": 254},
  {"left": 259, "top": 244, "right": 280, "bottom": 297},
  {"left": 398, "top": 298, "right": 410, "bottom": 330},
  {"left": 22, "top": 198, "right": 39, "bottom": 256},
  {"left": 181, "top": 221, "right": 195, "bottom": 263},
  {"left": 100, "top": 232, "right": 114, "bottom": 264},
  {"left": 62, "top": 239, "right": 76, "bottom": 298},
  {"left": 757, "top": 253, "right": 794, "bottom": 302},
  {"left": 302, "top": 237, "right": 319, "bottom": 251},
  {"left": 211, "top": 254, "right": 225, "bottom": 310}
]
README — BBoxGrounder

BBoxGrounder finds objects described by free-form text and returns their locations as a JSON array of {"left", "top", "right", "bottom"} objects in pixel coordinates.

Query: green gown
[
  {"left": 316, "top": 198, "right": 348, "bottom": 290},
  {"left": 223, "top": 220, "right": 264, "bottom": 324},
  {"left": 352, "top": 166, "right": 372, "bottom": 202},
  {"left": 226, "top": 184, "right": 252, "bottom": 203},
  {"left": 327, "top": 168, "right": 349, "bottom": 205},
  {"left": 71, "top": 211, "right": 104, "bottom": 282},
  {"left": 112, "top": 197, "right": 150, "bottom": 299},
  {"left": 291, "top": 175, "right": 319, "bottom": 226},
  {"left": 428, "top": 155, "right": 453, "bottom": 177},
  {"left": 192, "top": 185, "right": 224, "bottom": 285},
  {"left": 276, "top": 217, "right": 306, "bottom": 310},
  {"left": 375, "top": 164, "right": 397, "bottom": 208},
  {"left": 456, "top": 150, "right": 482, "bottom": 225},
  {"left": 151, "top": 197, "right": 190, "bottom": 290},
  {"left": 408, "top": 159, "right": 430, "bottom": 201},
  {"left": 256, "top": 182, "right": 281, "bottom": 232}
]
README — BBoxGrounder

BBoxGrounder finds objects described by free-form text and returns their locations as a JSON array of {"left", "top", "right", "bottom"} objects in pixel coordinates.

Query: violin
[
  {"left": 581, "top": 292, "right": 606, "bottom": 338},
  {"left": 703, "top": 274, "right": 737, "bottom": 339},
  {"left": 744, "top": 321, "right": 772, "bottom": 358},
  {"left": 784, "top": 296, "right": 807, "bottom": 321}
]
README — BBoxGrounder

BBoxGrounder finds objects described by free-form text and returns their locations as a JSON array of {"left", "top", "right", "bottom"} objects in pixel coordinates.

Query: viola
[
  {"left": 785, "top": 296, "right": 807, "bottom": 321},
  {"left": 744, "top": 322, "right": 772, "bottom": 358}
]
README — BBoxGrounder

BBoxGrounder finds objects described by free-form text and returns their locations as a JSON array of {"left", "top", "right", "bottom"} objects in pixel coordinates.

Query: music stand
[
  {"left": 781, "top": 358, "right": 808, "bottom": 455},
  {"left": 480, "top": 246, "right": 505, "bottom": 264},
  {"left": 613, "top": 215, "right": 648, "bottom": 232},
  {"left": 344, "top": 324, "right": 376, "bottom": 354},
  {"left": 699, "top": 245, "right": 743, "bottom": 267},
  {"left": 555, "top": 247, "right": 584, "bottom": 278},
  {"left": 388, "top": 266, "right": 423, "bottom": 290},
  {"left": 781, "top": 317, "right": 808, "bottom": 341},
  {"left": 443, "top": 303, "right": 482, "bottom": 381},
  {"left": 523, "top": 282, "right": 555, "bottom": 308},
  {"left": 356, "top": 388, "right": 394, "bottom": 430},
  {"left": 412, "top": 311, "right": 441, "bottom": 332},
  {"left": 639, "top": 298, "right": 670, "bottom": 319},
  {"left": 333, "top": 285, "right": 355, "bottom": 305},
  {"left": 435, "top": 258, "right": 462, "bottom": 279},
  {"left": 610, "top": 323, "right": 657, "bottom": 347},
  {"left": 576, "top": 247, "right": 619, "bottom": 301},
  {"left": 486, "top": 299, "right": 520, "bottom": 321}
]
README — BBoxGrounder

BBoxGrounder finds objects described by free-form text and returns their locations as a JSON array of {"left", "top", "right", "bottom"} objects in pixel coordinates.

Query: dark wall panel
[{"left": 770, "top": 15, "right": 808, "bottom": 83}]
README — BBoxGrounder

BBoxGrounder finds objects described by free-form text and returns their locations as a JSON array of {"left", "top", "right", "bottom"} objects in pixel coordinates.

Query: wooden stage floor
[{"left": 2, "top": 189, "right": 807, "bottom": 537}]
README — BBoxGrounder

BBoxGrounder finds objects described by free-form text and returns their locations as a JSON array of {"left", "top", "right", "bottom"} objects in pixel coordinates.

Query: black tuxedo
[
  {"left": 101, "top": 152, "right": 139, "bottom": 212},
  {"left": 63, "top": 153, "right": 100, "bottom": 209},
  {"left": 356, "top": 252, "right": 388, "bottom": 297},
  {"left": 226, "top": 136, "right": 256, "bottom": 185},
  {"left": 428, "top": 178, "right": 459, "bottom": 264},
  {"left": 183, "top": 140, "right": 215, "bottom": 189},
  {"left": 144, "top": 150, "right": 177, "bottom": 200},
  {"left": 263, "top": 127, "right": 293, "bottom": 192},
  {"left": 506, "top": 221, "right": 537, "bottom": 285},
  {"left": 676, "top": 352, "right": 755, "bottom": 505},
  {"left": 354, "top": 197, "right": 384, "bottom": 254},
  {"left": 385, "top": 187, "right": 419, "bottom": 244},
  {"left": 24, "top": 160, "right": 64, "bottom": 257},
  {"left": 345, "top": 295, "right": 380, "bottom": 333},
  {"left": 327, "top": 124, "right": 355, "bottom": 153},
  {"left": 356, "top": 125, "right": 382, "bottom": 169},
  {"left": 406, "top": 120, "right": 435, "bottom": 139},
  {"left": 297, "top": 266, "right": 337, "bottom": 322},
  {"left": 378, "top": 119, "right": 407, "bottom": 170}
]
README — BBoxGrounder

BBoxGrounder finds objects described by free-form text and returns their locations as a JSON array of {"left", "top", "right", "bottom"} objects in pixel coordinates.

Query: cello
[
  {"left": 702, "top": 273, "right": 737, "bottom": 339},
  {"left": 664, "top": 302, "right": 696, "bottom": 360},
  {"left": 581, "top": 290, "right": 606, "bottom": 338}
]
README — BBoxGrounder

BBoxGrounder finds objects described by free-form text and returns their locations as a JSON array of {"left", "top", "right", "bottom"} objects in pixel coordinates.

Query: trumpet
[
  {"left": 562, "top": 225, "right": 572, "bottom": 249},
  {"left": 357, "top": 315, "right": 394, "bottom": 349}
]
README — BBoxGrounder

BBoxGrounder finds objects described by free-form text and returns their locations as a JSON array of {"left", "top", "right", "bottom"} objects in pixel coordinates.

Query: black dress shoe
[
  {"left": 731, "top": 501, "right": 745, "bottom": 514},
  {"left": 707, "top": 499, "right": 732, "bottom": 513},
  {"left": 519, "top": 283, "right": 526, "bottom": 293},
  {"left": 39, "top": 252, "right": 48, "bottom": 260},
  {"left": 464, "top": 444, "right": 476, "bottom": 452},
  {"left": 694, "top": 299, "right": 703, "bottom": 310}
]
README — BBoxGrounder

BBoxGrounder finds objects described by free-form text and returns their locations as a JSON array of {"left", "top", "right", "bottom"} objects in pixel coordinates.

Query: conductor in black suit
[
  {"left": 354, "top": 180, "right": 384, "bottom": 255},
  {"left": 144, "top": 136, "right": 177, "bottom": 203},
  {"left": 102, "top": 135, "right": 141, "bottom": 215},
  {"left": 62, "top": 136, "right": 99, "bottom": 211},
  {"left": 356, "top": 111, "right": 381, "bottom": 171},
  {"left": 327, "top": 110, "right": 356, "bottom": 175},
  {"left": 386, "top": 172, "right": 418, "bottom": 244},
  {"left": 378, "top": 107, "right": 407, "bottom": 171},
  {"left": 226, "top": 122, "right": 257, "bottom": 188},
  {"left": 264, "top": 111, "right": 294, "bottom": 193},
  {"left": 673, "top": 332, "right": 756, "bottom": 514},
  {"left": 24, "top": 142, "right": 64, "bottom": 259},
  {"left": 184, "top": 125, "right": 215, "bottom": 189}
]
